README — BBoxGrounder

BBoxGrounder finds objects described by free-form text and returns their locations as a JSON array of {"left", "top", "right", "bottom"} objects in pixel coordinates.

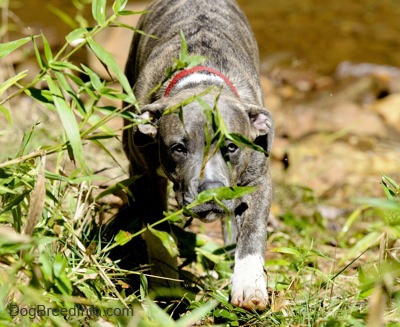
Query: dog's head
[{"left": 133, "top": 92, "right": 274, "bottom": 222}]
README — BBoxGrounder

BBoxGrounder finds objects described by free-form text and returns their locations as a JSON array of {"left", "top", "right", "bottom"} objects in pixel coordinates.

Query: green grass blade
[
  {"left": 148, "top": 225, "right": 179, "bottom": 257},
  {"left": 32, "top": 35, "right": 45, "bottom": 69},
  {"left": 176, "top": 299, "right": 219, "bottom": 327},
  {"left": 0, "top": 104, "right": 13, "bottom": 126},
  {"left": 46, "top": 76, "right": 87, "bottom": 172},
  {"left": 0, "top": 70, "right": 27, "bottom": 97},
  {"left": 0, "top": 36, "right": 32, "bottom": 59},
  {"left": 338, "top": 231, "right": 381, "bottom": 266},
  {"left": 17, "top": 123, "right": 37, "bottom": 157},
  {"left": 86, "top": 37, "right": 136, "bottom": 104},
  {"left": 338, "top": 205, "right": 368, "bottom": 239},
  {"left": 81, "top": 64, "right": 103, "bottom": 91},
  {"left": 95, "top": 176, "right": 137, "bottom": 200},
  {"left": 47, "top": 4, "right": 78, "bottom": 29},
  {"left": 142, "top": 300, "right": 176, "bottom": 326},
  {"left": 41, "top": 33, "right": 53, "bottom": 63}
]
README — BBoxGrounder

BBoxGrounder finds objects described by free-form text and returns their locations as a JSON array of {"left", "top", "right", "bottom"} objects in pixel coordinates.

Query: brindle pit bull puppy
[{"left": 123, "top": 0, "right": 274, "bottom": 311}]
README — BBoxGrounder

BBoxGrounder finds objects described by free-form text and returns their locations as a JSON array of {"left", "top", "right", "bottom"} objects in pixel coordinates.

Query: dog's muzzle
[{"left": 183, "top": 180, "right": 232, "bottom": 222}]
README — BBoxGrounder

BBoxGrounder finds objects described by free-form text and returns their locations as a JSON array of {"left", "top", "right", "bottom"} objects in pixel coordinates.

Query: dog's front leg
[
  {"left": 144, "top": 228, "right": 180, "bottom": 289},
  {"left": 129, "top": 173, "right": 180, "bottom": 289},
  {"left": 230, "top": 180, "right": 271, "bottom": 311}
]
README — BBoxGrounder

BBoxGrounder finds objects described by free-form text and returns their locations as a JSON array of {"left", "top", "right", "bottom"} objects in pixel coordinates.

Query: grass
[{"left": 1, "top": 0, "right": 400, "bottom": 326}]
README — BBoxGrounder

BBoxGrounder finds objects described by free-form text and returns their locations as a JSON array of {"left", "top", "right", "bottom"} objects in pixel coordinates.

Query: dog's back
[{"left": 125, "top": 0, "right": 263, "bottom": 105}]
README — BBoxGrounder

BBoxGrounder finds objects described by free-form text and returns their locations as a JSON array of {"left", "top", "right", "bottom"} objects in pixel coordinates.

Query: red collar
[{"left": 163, "top": 66, "right": 240, "bottom": 98}]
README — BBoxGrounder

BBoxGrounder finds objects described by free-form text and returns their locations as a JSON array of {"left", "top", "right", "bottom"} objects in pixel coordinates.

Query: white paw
[{"left": 231, "top": 254, "right": 268, "bottom": 311}]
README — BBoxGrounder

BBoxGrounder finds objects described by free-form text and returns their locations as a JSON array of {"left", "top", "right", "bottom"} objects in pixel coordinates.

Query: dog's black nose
[{"left": 198, "top": 181, "right": 225, "bottom": 193}]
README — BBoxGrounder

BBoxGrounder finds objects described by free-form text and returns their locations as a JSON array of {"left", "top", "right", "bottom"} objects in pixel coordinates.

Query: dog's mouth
[{"left": 186, "top": 202, "right": 226, "bottom": 222}]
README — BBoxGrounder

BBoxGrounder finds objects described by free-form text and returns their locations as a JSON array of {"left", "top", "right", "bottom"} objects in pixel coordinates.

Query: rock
[
  {"left": 388, "top": 78, "right": 400, "bottom": 94},
  {"left": 274, "top": 133, "right": 400, "bottom": 202},
  {"left": 336, "top": 61, "right": 400, "bottom": 81},
  {"left": 316, "top": 204, "right": 347, "bottom": 220},
  {"left": 370, "top": 94, "right": 400, "bottom": 133},
  {"left": 276, "top": 104, "right": 318, "bottom": 139},
  {"left": 270, "top": 67, "right": 318, "bottom": 92},
  {"left": 278, "top": 101, "right": 388, "bottom": 140},
  {"left": 319, "top": 101, "right": 387, "bottom": 138}
]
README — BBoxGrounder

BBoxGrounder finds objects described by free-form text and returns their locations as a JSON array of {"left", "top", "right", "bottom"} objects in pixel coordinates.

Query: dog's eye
[
  {"left": 171, "top": 143, "right": 187, "bottom": 153},
  {"left": 227, "top": 142, "right": 239, "bottom": 153}
]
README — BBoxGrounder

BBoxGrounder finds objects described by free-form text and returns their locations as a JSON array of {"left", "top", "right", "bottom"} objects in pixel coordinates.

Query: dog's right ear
[{"left": 133, "top": 103, "right": 166, "bottom": 146}]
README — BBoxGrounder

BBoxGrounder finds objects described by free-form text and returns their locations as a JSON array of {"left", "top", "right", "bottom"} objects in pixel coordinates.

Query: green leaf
[
  {"left": 86, "top": 37, "right": 136, "bottom": 104},
  {"left": 338, "top": 205, "right": 368, "bottom": 239},
  {"left": 54, "top": 71, "right": 74, "bottom": 94},
  {"left": 32, "top": 35, "right": 45, "bottom": 69},
  {"left": 0, "top": 104, "right": 13, "bottom": 126},
  {"left": 382, "top": 175, "right": 399, "bottom": 200},
  {"left": 53, "top": 253, "right": 66, "bottom": 278},
  {"left": 55, "top": 273, "right": 73, "bottom": 295},
  {"left": 196, "top": 247, "right": 224, "bottom": 264},
  {"left": 148, "top": 225, "right": 179, "bottom": 257},
  {"left": 176, "top": 299, "right": 219, "bottom": 327},
  {"left": 179, "top": 30, "right": 188, "bottom": 63},
  {"left": 112, "top": 0, "right": 128, "bottom": 13},
  {"left": 195, "top": 186, "right": 255, "bottom": 203},
  {"left": 265, "top": 258, "right": 292, "bottom": 266},
  {"left": 17, "top": 123, "right": 37, "bottom": 157},
  {"left": 338, "top": 232, "right": 382, "bottom": 266},
  {"left": 211, "top": 289, "right": 230, "bottom": 304},
  {"left": 65, "top": 27, "right": 91, "bottom": 46},
  {"left": 41, "top": 33, "right": 53, "bottom": 63},
  {"left": 0, "top": 191, "right": 30, "bottom": 214},
  {"left": 114, "top": 230, "right": 133, "bottom": 246},
  {"left": 92, "top": 0, "right": 107, "bottom": 24},
  {"left": 44, "top": 171, "right": 69, "bottom": 182},
  {"left": 186, "top": 55, "right": 207, "bottom": 69},
  {"left": 355, "top": 198, "right": 400, "bottom": 210},
  {"left": 39, "top": 252, "right": 54, "bottom": 283},
  {"left": 77, "top": 282, "right": 98, "bottom": 300},
  {"left": 382, "top": 175, "right": 399, "bottom": 192},
  {"left": 213, "top": 308, "right": 238, "bottom": 321},
  {"left": 117, "top": 10, "right": 148, "bottom": 16},
  {"left": 48, "top": 61, "right": 82, "bottom": 73},
  {"left": 139, "top": 273, "right": 148, "bottom": 300},
  {"left": 271, "top": 247, "right": 302, "bottom": 257},
  {"left": 0, "top": 185, "right": 18, "bottom": 195},
  {"left": 25, "top": 88, "right": 53, "bottom": 104},
  {"left": 81, "top": 64, "right": 103, "bottom": 91},
  {"left": 228, "top": 132, "right": 267, "bottom": 154},
  {"left": 46, "top": 76, "right": 87, "bottom": 171},
  {"left": 112, "top": 23, "right": 157, "bottom": 41},
  {"left": 0, "top": 36, "right": 32, "bottom": 59},
  {"left": 95, "top": 176, "right": 137, "bottom": 200},
  {"left": 0, "top": 70, "right": 27, "bottom": 96},
  {"left": 143, "top": 299, "right": 176, "bottom": 327}
]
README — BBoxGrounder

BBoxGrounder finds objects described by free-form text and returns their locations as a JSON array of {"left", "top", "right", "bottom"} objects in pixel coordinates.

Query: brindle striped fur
[{"left": 122, "top": 0, "right": 274, "bottom": 311}]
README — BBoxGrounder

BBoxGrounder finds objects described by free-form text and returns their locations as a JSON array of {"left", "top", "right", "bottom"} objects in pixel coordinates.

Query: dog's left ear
[{"left": 246, "top": 104, "right": 274, "bottom": 156}]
